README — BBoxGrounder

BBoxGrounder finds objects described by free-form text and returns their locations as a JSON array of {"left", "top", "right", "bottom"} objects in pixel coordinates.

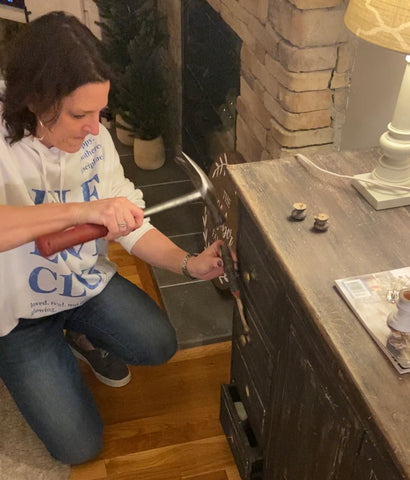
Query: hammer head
[{"left": 175, "top": 152, "right": 224, "bottom": 227}]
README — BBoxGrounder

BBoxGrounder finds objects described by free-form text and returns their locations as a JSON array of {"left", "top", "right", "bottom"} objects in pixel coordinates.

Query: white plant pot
[
  {"left": 115, "top": 114, "right": 134, "bottom": 146},
  {"left": 133, "top": 135, "right": 165, "bottom": 170}
]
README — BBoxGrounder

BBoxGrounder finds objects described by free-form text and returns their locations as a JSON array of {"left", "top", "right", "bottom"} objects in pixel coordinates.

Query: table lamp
[{"left": 344, "top": 0, "right": 410, "bottom": 209}]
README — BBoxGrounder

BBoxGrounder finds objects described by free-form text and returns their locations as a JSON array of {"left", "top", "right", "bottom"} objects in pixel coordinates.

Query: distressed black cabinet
[
  {"left": 266, "top": 312, "right": 361, "bottom": 479},
  {"left": 351, "top": 433, "right": 404, "bottom": 480},
  {"left": 220, "top": 149, "right": 410, "bottom": 480}
]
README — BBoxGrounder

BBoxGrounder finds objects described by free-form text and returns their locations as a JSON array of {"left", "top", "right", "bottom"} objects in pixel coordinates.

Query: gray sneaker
[{"left": 65, "top": 332, "right": 131, "bottom": 388}]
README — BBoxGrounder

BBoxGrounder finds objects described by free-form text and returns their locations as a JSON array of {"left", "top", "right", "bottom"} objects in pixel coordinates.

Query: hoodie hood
[{"left": 20, "top": 134, "right": 68, "bottom": 204}]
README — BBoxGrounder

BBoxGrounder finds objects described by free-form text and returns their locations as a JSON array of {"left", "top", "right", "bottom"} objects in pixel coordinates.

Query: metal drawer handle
[
  {"left": 239, "top": 334, "right": 251, "bottom": 347},
  {"left": 243, "top": 270, "right": 257, "bottom": 283}
]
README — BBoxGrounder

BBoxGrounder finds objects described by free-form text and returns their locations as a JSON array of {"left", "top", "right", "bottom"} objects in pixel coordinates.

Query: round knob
[
  {"left": 243, "top": 271, "right": 251, "bottom": 283},
  {"left": 239, "top": 334, "right": 247, "bottom": 347}
]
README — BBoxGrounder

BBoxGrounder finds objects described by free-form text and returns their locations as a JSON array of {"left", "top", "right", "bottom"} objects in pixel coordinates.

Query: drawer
[
  {"left": 233, "top": 301, "right": 273, "bottom": 404},
  {"left": 231, "top": 339, "right": 267, "bottom": 445},
  {"left": 220, "top": 384, "right": 263, "bottom": 480},
  {"left": 237, "top": 210, "right": 286, "bottom": 336},
  {"left": 351, "top": 432, "right": 405, "bottom": 480},
  {"left": 286, "top": 292, "right": 350, "bottom": 389}
]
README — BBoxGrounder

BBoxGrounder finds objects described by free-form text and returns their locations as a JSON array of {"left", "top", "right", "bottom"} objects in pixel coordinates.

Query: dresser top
[{"left": 228, "top": 148, "right": 410, "bottom": 475}]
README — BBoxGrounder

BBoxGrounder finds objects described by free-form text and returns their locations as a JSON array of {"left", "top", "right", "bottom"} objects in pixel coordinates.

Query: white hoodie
[{"left": 0, "top": 122, "right": 154, "bottom": 336}]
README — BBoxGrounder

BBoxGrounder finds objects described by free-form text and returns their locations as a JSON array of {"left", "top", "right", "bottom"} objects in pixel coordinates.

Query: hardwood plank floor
[{"left": 70, "top": 244, "right": 238, "bottom": 480}]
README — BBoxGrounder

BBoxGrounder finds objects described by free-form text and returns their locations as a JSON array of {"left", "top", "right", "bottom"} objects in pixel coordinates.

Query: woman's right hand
[{"left": 74, "top": 197, "right": 145, "bottom": 240}]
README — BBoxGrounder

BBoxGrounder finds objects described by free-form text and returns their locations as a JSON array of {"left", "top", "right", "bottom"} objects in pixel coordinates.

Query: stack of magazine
[{"left": 335, "top": 267, "right": 410, "bottom": 374}]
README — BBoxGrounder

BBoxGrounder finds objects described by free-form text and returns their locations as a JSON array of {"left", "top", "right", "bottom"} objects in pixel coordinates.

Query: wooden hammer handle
[{"left": 35, "top": 223, "right": 108, "bottom": 257}]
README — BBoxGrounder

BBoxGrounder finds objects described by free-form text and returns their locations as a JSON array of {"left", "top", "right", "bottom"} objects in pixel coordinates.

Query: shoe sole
[{"left": 69, "top": 345, "right": 131, "bottom": 388}]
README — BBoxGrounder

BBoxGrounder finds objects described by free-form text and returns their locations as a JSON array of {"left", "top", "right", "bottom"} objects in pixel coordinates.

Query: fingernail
[{"left": 217, "top": 260, "right": 223, "bottom": 267}]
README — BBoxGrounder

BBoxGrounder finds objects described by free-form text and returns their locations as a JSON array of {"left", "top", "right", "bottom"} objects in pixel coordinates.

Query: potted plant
[
  {"left": 94, "top": 0, "right": 158, "bottom": 146},
  {"left": 114, "top": 4, "right": 169, "bottom": 169}
]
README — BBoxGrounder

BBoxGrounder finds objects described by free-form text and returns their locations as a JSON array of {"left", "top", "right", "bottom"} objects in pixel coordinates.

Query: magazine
[{"left": 335, "top": 267, "right": 410, "bottom": 374}]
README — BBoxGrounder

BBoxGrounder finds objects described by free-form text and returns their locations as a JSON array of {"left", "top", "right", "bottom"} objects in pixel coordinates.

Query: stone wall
[{"left": 160, "top": 0, "right": 354, "bottom": 163}]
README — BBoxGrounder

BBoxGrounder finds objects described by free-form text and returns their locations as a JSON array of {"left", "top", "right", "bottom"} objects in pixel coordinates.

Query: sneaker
[{"left": 65, "top": 331, "right": 131, "bottom": 388}]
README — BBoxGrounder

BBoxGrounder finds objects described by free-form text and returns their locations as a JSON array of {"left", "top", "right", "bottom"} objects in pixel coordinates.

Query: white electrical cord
[{"left": 295, "top": 153, "right": 410, "bottom": 193}]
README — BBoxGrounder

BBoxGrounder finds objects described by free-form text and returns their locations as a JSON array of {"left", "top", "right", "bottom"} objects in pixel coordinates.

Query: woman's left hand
[{"left": 187, "top": 240, "right": 226, "bottom": 281}]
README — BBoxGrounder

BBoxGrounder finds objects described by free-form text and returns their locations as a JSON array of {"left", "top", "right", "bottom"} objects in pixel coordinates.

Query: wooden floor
[{"left": 70, "top": 243, "right": 238, "bottom": 480}]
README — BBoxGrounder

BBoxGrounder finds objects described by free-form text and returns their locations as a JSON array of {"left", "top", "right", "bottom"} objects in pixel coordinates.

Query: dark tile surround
[{"left": 114, "top": 132, "right": 233, "bottom": 349}]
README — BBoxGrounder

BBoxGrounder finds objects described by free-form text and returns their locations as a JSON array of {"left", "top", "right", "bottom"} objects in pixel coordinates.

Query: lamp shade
[{"left": 345, "top": 0, "right": 410, "bottom": 53}]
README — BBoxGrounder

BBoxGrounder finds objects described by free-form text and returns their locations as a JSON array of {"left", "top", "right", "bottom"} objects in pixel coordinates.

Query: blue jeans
[{"left": 0, "top": 273, "right": 177, "bottom": 464}]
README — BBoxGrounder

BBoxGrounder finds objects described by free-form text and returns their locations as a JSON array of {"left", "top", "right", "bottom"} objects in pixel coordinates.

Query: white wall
[
  {"left": 0, "top": 0, "right": 101, "bottom": 37},
  {"left": 25, "top": 0, "right": 101, "bottom": 38},
  {"left": 341, "top": 37, "right": 405, "bottom": 151}
]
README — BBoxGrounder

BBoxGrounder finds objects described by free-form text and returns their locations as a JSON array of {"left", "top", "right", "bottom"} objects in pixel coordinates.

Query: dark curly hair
[{"left": 1, "top": 11, "right": 113, "bottom": 143}]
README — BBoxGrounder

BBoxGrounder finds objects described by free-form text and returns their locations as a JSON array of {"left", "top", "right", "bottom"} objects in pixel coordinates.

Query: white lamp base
[
  {"left": 352, "top": 55, "right": 410, "bottom": 210},
  {"left": 353, "top": 172, "right": 410, "bottom": 209}
]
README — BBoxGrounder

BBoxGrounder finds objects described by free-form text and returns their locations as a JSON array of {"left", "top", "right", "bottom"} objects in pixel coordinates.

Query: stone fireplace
[
  {"left": 181, "top": 0, "right": 241, "bottom": 172},
  {"left": 160, "top": 0, "right": 353, "bottom": 164}
]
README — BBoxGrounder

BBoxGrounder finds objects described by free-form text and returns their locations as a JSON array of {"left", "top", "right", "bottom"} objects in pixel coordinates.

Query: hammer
[{"left": 35, "top": 152, "right": 224, "bottom": 257}]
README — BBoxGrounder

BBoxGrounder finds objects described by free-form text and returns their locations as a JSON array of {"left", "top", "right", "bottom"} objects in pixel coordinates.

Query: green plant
[
  {"left": 114, "top": 4, "right": 169, "bottom": 140},
  {"left": 0, "top": 19, "right": 26, "bottom": 76},
  {"left": 94, "top": 0, "right": 138, "bottom": 70},
  {"left": 93, "top": 0, "right": 155, "bottom": 112}
]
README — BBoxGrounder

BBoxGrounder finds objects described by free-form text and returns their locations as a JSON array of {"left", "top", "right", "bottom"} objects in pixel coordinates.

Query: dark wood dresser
[{"left": 219, "top": 148, "right": 410, "bottom": 480}]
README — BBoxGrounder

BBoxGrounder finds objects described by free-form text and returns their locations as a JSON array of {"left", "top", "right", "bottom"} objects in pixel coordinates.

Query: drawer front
[
  {"left": 231, "top": 339, "right": 267, "bottom": 445},
  {"left": 237, "top": 206, "right": 286, "bottom": 337},
  {"left": 351, "top": 433, "right": 405, "bottom": 480},
  {"left": 233, "top": 301, "right": 273, "bottom": 404},
  {"left": 265, "top": 324, "right": 362, "bottom": 480},
  {"left": 220, "top": 384, "right": 263, "bottom": 480}
]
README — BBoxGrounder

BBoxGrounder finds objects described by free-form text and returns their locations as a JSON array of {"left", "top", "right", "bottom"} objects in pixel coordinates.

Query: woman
[{"left": 0, "top": 11, "right": 224, "bottom": 464}]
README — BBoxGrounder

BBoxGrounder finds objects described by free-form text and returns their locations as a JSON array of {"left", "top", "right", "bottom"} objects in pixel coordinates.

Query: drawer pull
[
  {"left": 243, "top": 269, "right": 257, "bottom": 284},
  {"left": 239, "top": 333, "right": 251, "bottom": 347},
  {"left": 245, "top": 385, "right": 250, "bottom": 398},
  {"left": 243, "top": 271, "right": 251, "bottom": 283}
]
